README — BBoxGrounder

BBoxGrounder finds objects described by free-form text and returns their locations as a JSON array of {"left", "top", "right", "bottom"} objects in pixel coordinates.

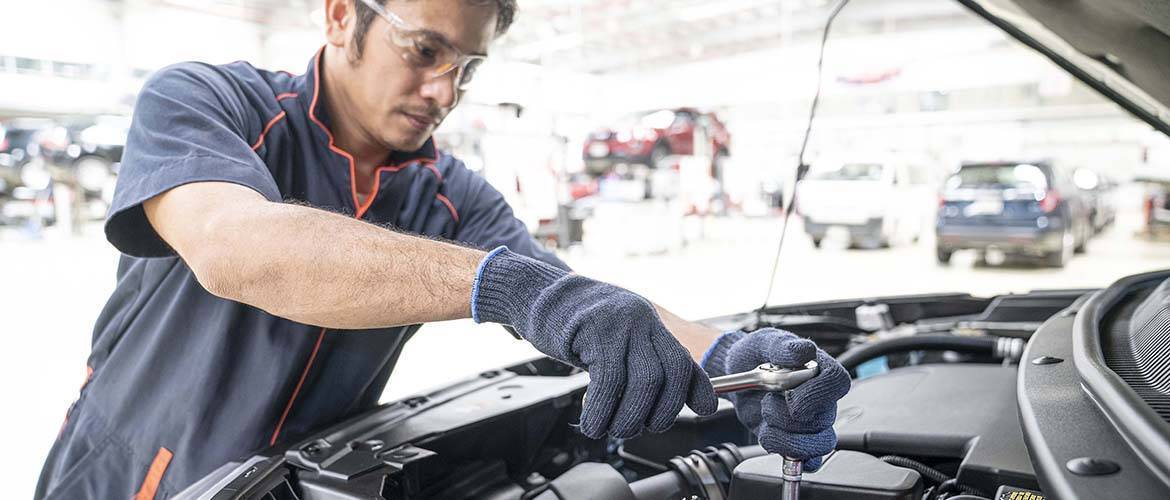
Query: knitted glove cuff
[
  {"left": 472, "top": 247, "right": 568, "bottom": 325},
  {"left": 700, "top": 330, "right": 748, "bottom": 378}
]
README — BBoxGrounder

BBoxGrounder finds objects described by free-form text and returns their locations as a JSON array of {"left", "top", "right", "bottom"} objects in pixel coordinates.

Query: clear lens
[{"left": 456, "top": 58, "right": 484, "bottom": 90}]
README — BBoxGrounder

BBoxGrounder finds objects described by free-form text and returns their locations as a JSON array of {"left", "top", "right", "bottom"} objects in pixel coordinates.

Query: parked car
[
  {"left": 41, "top": 115, "right": 127, "bottom": 206},
  {"left": 798, "top": 155, "right": 936, "bottom": 248},
  {"left": 1073, "top": 167, "right": 1118, "bottom": 233},
  {"left": 0, "top": 120, "right": 57, "bottom": 225},
  {"left": 937, "top": 160, "right": 1094, "bottom": 267},
  {"left": 582, "top": 108, "right": 731, "bottom": 176}
]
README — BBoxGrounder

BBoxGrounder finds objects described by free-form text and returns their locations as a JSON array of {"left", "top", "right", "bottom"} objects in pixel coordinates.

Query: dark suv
[{"left": 936, "top": 161, "right": 1093, "bottom": 267}]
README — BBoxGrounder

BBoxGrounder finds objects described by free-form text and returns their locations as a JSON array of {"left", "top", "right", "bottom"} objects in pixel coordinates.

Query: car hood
[{"left": 959, "top": 0, "right": 1170, "bottom": 136}]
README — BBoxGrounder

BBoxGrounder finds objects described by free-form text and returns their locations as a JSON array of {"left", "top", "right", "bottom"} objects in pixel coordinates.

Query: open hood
[{"left": 959, "top": 0, "right": 1170, "bottom": 136}]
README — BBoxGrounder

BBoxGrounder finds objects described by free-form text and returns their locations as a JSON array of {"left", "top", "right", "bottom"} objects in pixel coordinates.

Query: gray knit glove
[
  {"left": 702, "top": 328, "right": 850, "bottom": 471},
  {"left": 472, "top": 247, "right": 718, "bottom": 438}
]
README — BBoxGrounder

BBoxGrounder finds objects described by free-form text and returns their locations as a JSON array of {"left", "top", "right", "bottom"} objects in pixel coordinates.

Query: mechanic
[{"left": 35, "top": 0, "right": 850, "bottom": 498}]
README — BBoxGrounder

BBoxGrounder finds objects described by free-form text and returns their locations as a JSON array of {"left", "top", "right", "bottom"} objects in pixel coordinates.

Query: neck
[{"left": 321, "top": 48, "right": 389, "bottom": 181}]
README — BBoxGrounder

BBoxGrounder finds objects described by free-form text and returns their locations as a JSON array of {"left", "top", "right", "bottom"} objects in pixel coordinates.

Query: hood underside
[{"left": 959, "top": 0, "right": 1170, "bottom": 136}]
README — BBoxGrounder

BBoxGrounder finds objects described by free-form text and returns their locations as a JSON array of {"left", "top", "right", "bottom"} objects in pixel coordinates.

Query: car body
[
  {"left": 798, "top": 154, "right": 937, "bottom": 248},
  {"left": 936, "top": 160, "right": 1094, "bottom": 267},
  {"left": 582, "top": 108, "right": 731, "bottom": 176},
  {"left": 174, "top": 279, "right": 1170, "bottom": 500},
  {"left": 1074, "top": 167, "right": 1118, "bottom": 233}
]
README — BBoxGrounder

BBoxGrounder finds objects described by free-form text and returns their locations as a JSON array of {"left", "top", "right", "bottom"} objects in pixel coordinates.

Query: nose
[{"left": 419, "top": 70, "right": 459, "bottom": 109}]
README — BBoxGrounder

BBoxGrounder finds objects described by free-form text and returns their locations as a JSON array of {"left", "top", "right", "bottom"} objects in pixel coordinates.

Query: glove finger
[
  {"left": 762, "top": 337, "right": 817, "bottom": 369},
  {"left": 579, "top": 356, "right": 627, "bottom": 439},
  {"left": 685, "top": 362, "right": 718, "bottom": 416},
  {"left": 645, "top": 337, "right": 692, "bottom": 432},
  {"left": 802, "top": 455, "right": 825, "bottom": 473},
  {"left": 610, "top": 341, "right": 664, "bottom": 438},
  {"left": 726, "top": 329, "right": 813, "bottom": 371},
  {"left": 788, "top": 351, "right": 851, "bottom": 415}
]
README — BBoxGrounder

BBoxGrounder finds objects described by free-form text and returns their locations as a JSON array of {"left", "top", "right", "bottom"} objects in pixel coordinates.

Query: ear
[{"left": 323, "top": 0, "right": 353, "bottom": 47}]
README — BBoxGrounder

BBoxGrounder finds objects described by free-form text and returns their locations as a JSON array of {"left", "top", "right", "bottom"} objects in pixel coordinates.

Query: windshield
[
  {"left": 638, "top": 110, "right": 677, "bottom": 129},
  {"left": 809, "top": 163, "right": 884, "bottom": 181},
  {"left": 946, "top": 163, "right": 1049, "bottom": 191}
]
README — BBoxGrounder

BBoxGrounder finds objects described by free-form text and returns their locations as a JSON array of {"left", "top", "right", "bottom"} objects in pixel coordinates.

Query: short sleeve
[
  {"left": 105, "top": 63, "right": 283, "bottom": 258},
  {"left": 445, "top": 161, "right": 570, "bottom": 271}
]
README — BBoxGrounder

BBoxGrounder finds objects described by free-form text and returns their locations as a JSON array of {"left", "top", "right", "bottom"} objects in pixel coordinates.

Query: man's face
[{"left": 336, "top": 0, "right": 497, "bottom": 152}]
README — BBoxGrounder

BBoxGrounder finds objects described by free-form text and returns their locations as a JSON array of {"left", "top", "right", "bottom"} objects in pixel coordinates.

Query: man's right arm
[{"left": 143, "top": 181, "right": 485, "bottom": 329}]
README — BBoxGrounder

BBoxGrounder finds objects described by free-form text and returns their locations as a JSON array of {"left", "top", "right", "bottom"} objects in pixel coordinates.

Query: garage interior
[{"left": 6, "top": 0, "right": 1170, "bottom": 497}]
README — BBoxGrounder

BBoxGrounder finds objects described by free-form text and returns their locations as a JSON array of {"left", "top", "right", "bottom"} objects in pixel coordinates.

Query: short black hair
[{"left": 353, "top": 0, "right": 517, "bottom": 58}]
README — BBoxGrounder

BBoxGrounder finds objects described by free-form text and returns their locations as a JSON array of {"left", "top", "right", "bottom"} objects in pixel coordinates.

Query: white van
[{"left": 797, "top": 155, "right": 937, "bottom": 248}]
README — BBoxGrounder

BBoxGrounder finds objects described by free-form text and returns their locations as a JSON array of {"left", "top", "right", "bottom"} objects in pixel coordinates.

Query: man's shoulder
[{"left": 142, "top": 60, "right": 296, "bottom": 107}]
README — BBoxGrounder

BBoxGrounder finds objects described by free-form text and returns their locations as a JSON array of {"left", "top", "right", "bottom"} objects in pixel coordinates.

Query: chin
[{"left": 384, "top": 131, "right": 431, "bottom": 153}]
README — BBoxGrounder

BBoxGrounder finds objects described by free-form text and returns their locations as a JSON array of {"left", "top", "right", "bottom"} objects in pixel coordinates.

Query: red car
[{"left": 582, "top": 108, "right": 731, "bottom": 175}]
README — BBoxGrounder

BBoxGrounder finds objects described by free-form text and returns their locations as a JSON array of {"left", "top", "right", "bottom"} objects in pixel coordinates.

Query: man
[{"left": 35, "top": 0, "right": 850, "bottom": 498}]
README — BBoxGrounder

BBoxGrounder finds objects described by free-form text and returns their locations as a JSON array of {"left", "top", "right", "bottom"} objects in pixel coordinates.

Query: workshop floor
[{"left": 6, "top": 189, "right": 1170, "bottom": 495}]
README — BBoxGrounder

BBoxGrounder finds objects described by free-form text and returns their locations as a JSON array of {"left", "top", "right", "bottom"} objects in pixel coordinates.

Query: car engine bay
[{"left": 173, "top": 269, "right": 1170, "bottom": 499}]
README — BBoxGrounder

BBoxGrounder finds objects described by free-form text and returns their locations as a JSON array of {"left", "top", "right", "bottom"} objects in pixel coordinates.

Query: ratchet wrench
[{"left": 710, "top": 361, "right": 820, "bottom": 500}]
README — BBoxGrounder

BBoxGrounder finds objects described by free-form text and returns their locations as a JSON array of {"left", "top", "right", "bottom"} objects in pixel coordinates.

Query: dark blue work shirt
[{"left": 35, "top": 49, "right": 566, "bottom": 499}]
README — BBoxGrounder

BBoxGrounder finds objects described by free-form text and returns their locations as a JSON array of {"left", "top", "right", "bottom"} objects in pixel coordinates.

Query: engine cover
[{"left": 833, "top": 364, "right": 1037, "bottom": 492}]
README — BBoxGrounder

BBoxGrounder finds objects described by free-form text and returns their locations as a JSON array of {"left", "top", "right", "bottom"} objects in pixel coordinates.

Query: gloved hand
[
  {"left": 701, "top": 328, "right": 850, "bottom": 471},
  {"left": 472, "top": 247, "right": 718, "bottom": 438}
]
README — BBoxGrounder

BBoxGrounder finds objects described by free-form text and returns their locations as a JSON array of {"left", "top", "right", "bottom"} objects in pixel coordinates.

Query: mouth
[{"left": 401, "top": 111, "right": 436, "bottom": 132}]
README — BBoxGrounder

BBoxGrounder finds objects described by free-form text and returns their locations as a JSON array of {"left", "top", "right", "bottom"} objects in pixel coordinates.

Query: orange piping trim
[
  {"left": 133, "top": 447, "right": 173, "bottom": 500},
  {"left": 435, "top": 193, "right": 459, "bottom": 223},
  {"left": 275, "top": 92, "right": 299, "bottom": 101},
  {"left": 250, "top": 111, "right": 287, "bottom": 151},
  {"left": 269, "top": 327, "right": 327, "bottom": 446}
]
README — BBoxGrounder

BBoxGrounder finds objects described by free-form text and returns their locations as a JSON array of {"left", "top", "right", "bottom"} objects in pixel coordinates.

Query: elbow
[
  {"left": 183, "top": 210, "right": 255, "bottom": 302},
  {"left": 187, "top": 244, "right": 245, "bottom": 301}
]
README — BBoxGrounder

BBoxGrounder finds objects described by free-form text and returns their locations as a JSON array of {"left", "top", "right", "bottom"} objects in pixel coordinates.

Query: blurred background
[{"left": 7, "top": 0, "right": 1170, "bottom": 494}]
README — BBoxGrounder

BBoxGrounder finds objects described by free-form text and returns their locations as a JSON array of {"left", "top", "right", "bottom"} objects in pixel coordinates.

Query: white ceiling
[{"left": 133, "top": 0, "right": 984, "bottom": 74}]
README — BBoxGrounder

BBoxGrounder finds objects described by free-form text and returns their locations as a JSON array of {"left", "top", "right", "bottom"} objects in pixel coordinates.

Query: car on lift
[
  {"left": 936, "top": 160, "right": 1094, "bottom": 267},
  {"left": 582, "top": 108, "right": 731, "bottom": 176},
  {"left": 175, "top": 0, "right": 1170, "bottom": 498}
]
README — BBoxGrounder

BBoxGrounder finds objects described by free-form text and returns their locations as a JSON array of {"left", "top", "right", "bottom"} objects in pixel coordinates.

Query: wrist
[
  {"left": 471, "top": 246, "right": 567, "bottom": 325},
  {"left": 700, "top": 330, "right": 747, "bottom": 377}
]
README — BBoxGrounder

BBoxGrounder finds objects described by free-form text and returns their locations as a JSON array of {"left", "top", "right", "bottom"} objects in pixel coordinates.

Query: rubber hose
[
  {"left": 629, "top": 445, "right": 768, "bottom": 500},
  {"left": 879, "top": 455, "right": 952, "bottom": 485},
  {"left": 937, "top": 478, "right": 985, "bottom": 497},
  {"left": 837, "top": 335, "right": 1000, "bottom": 372}
]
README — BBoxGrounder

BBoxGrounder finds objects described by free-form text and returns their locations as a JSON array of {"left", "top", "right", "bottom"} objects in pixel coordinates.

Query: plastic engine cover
[
  {"left": 729, "top": 451, "right": 921, "bottom": 500},
  {"left": 832, "top": 364, "right": 1037, "bottom": 491}
]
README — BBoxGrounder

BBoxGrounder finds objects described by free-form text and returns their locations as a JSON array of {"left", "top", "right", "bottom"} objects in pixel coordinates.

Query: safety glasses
[{"left": 357, "top": 0, "right": 486, "bottom": 91}]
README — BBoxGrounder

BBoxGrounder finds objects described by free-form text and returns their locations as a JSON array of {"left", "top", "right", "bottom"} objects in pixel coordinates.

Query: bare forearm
[
  {"left": 656, "top": 304, "right": 721, "bottom": 362},
  {"left": 195, "top": 201, "right": 484, "bottom": 329}
]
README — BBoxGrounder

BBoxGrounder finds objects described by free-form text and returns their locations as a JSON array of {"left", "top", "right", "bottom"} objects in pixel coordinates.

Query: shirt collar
[{"left": 300, "top": 47, "right": 438, "bottom": 166}]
